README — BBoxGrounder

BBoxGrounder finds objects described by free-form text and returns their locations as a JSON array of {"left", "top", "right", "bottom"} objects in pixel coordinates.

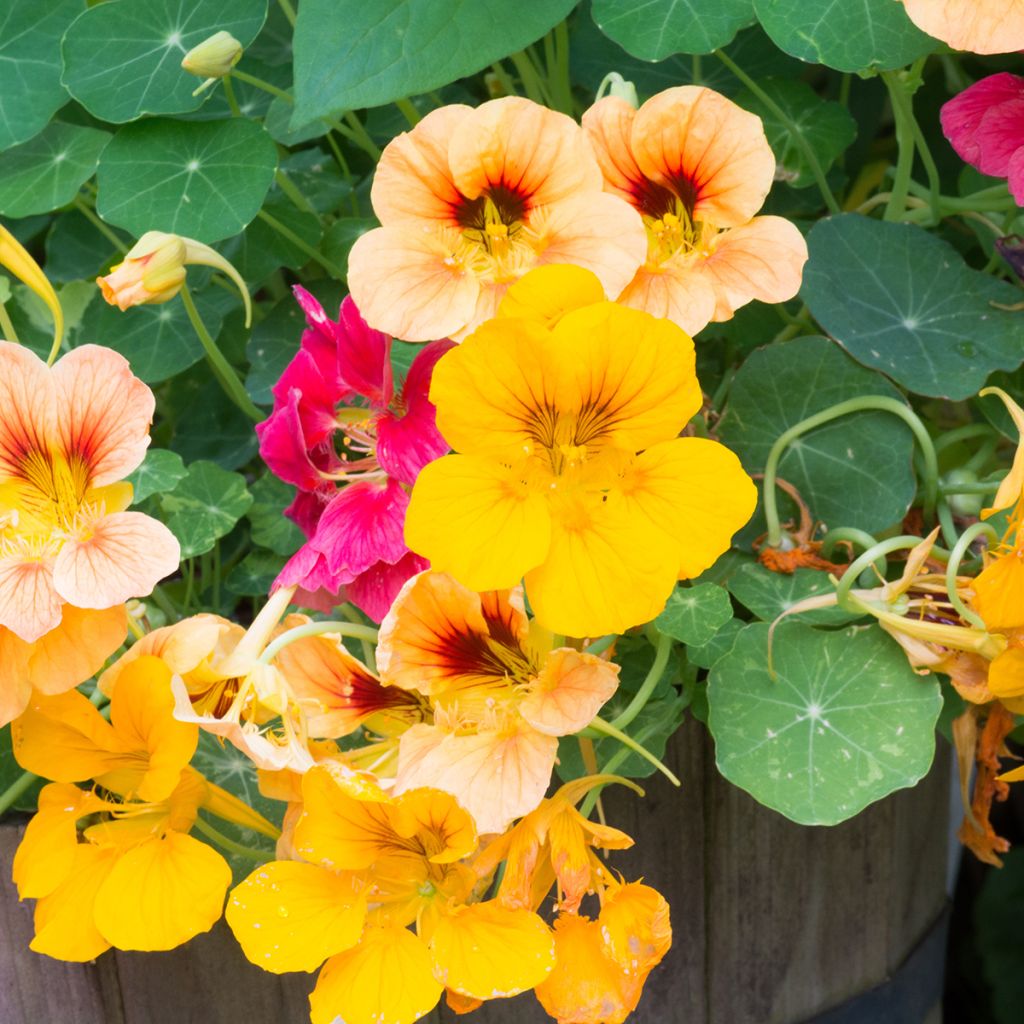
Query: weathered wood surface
[{"left": 0, "top": 718, "right": 950, "bottom": 1024}]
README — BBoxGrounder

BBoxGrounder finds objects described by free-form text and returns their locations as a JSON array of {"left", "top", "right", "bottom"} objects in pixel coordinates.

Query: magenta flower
[
  {"left": 256, "top": 287, "right": 453, "bottom": 621},
  {"left": 941, "top": 72, "right": 1024, "bottom": 205}
]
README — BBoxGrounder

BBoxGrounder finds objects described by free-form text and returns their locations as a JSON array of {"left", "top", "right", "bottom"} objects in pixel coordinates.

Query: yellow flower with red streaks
[
  {"left": 375, "top": 570, "right": 620, "bottom": 833},
  {"left": 347, "top": 96, "right": 647, "bottom": 341},
  {"left": 226, "top": 763, "right": 555, "bottom": 1024},
  {"left": 403, "top": 264, "right": 757, "bottom": 637},
  {"left": 10, "top": 656, "right": 277, "bottom": 960},
  {"left": 582, "top": 86, "right": 808, "bottom": 336},
  {"left": 900, "top": 0, "right": 1024, "bottom": 54},
  {"left": 0, "top": 342, "right": 179, "bottom": 724}
]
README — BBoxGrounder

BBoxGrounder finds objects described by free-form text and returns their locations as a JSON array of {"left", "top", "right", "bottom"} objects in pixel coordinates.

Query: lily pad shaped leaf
[
  {"left": 726, "top": 563, "right": 861, "bottom": 626},
  {"left": 708, "top": 622, "right": 941, "bottom": 826},
  {"left": 592, "top": 0, "right": 755, "bottom": 59},
  {"left": 97, "top": 118, "right": 277, "bottom": 243},
  {"left": 160, "top": 460, "right": 254, "bottom": 559},
  {"left": 292, "top": 0, "right": 577, "bottom": 123},
  {"left": 0, "top": 0, "right": 82, "bottom": 152},
  {"left": 0, "top": 123, "right": 111, "bottom": 217},
  {"left": 61, "top": 0, "right": 268, "bottom": 123},
  {"left": 716, "top": 335, "right": 915, "bottom": 535},
  {"left": 753, "top": 0, "right": 934, "bottom": 73},
  {"left": 655, "top": 583, "right": 734, "bottom": 647},
  {"left": 802, "top": 214, "right": 1024, "bottom": 400}
]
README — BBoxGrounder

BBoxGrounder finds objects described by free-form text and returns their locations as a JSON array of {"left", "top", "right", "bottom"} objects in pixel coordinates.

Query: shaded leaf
[
  {"left": 592, "top": 0, "right": 754, "bottom": 58},
  {"left": 160, "top": 460, "right": 253, "bottom": 558},
  {"left": 655, "top": 583, "right": 734, "bottom": 647},
  {"left": 125, "top": 449, "right": 188, "bottom": 504},
  {"left": 726, "top": 563, "right": 862, "bottom": 626}
]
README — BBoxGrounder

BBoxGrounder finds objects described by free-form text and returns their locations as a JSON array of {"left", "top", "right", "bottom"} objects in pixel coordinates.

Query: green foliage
[
  {"left": 717, "top": 336, "right": 916, "bottom": 534},
  {"left": 160, "top": 460, "right": 254, "bottom": 558},
  {"left": 802, "top": 215, "right": 1024, "bottom": 400},
  {"left": 293, "top": 0, "right": 578, "bottom": 121},
  {"left": 726, "top": 564, "right": 862, "bottom": 626},
  {"left": 708, "top": 622, "right": 942, "bottom": 825},
  {"left": 655, "top": 583, "right": 734, "bottom": 647},
  {"left": 591, "top": 0, "right": 754, "bottom": 59}
]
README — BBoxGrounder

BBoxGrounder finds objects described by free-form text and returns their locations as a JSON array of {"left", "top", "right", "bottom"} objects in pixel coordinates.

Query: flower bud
[
  {"left": 0, "top": 223, "right": 63, "bottom": 356},
  {"left": 596, "top": 72, "right": 639, "bottom": 108},
  {"left": 181, "top": 31, "right": 243, "bottom": 79},
  {"left": 97, "top": 230, "right": 253, "bottom": 326}
]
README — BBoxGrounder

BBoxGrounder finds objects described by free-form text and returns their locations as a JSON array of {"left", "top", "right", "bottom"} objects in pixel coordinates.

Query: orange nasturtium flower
[
  {"left": 0, "top": 342, "right": 179, "bottom": 725},
  {"left": 11, "top": 656, "right": 277, "bottom": 960},
  {"left": 403, "top": 264, "right": 757, "bottom": 638},
  {"left": 376, "top": 570, "right": 620, "bottom": 833},
  {"left": 227, "top": 763, "right": 555, "bottom": 1024},
  {"left": 582, "top": 86, "right": 808, "bottom": 336},
  {"left": 347, "top": 96, "right": 647, "bottom": 341},
  {"left": 900, "top": 0, "right": 1024, "bottom": 54}
]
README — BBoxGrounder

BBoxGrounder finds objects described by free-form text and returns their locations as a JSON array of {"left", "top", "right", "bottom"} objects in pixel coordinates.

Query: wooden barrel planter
[{"left": 0, "top": 717, "right": 951, "bottom": 1024}]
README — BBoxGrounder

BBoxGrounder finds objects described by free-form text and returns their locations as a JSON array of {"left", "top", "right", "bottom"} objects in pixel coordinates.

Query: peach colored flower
[
  {"left": 901, "top": 0, "right": 1024, "bottom": 54},
  {"left": 583, "top": 86, "right": 807, "bottom": 336},
  {"left": 0, "top": 342, "right": 178, "bottom": 719},
  {"left": 348, "top": 97, "right": 647, "bottom": 341}
]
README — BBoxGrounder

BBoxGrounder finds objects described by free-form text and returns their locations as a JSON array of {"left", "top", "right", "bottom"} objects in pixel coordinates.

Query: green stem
[
  {"left": 834, "top": 535, "right": 926, "bottom": 609},
  {"left": 882, "top": 65, "right": 939, "bottom": 221},
  {"left": 0, "top": 301, "right": 20, "bottom": 345},
  {"left": 884, "top": 74, "right": 917, "bottom": 222},
  {"left": 509, "top": 49, "right": 552, "bottom": 105},
  {"left": 937, "top": 500, "right": 959, "bottom": 548},
  {"left": 934, "top": 422, "right": 997, "bottom": 454},
  {"left": 230, "top": 68, "right": 291, "bottom": 102},
  {"left": 715, "top": 48, "right": 840, "bottom": 215},
  {"left": 274, "top": 168, "right": 317, "bottom": 216},
  {"left": 343, "top": 112, "right": 382, "bottom": 159},
  {"left": 192, "top": 816, "right": 271, "bottom": 862},
  {"left": 584, "top": 634, "right": 616, "bottom": 657},
  {"left": 222, "top": 75, "right": 243, "bottom": 117},
  {"left": 940, "top": 478, "right": 1003, "bottom": 496},
  {"left": 0, "top": 769, "right": 38, "bottom": 817},
  {"left": 149, "top": 585, "right": 178, "bottom": 622},
  {"left": 258, "top": 619, "right": 380, "bottom": 665},
  {"left": 257, "top": 209, "right": 345, "bottom": 279},
  {"left": 489, "top": 62, "right": 518, "bottom": 98},
  {"left": 73, "top": 195, "right": 129, "bottom": 254},
  {"left": 964, "top": 436, "right": 1000, "bottom": 476},
  {"left": 818, "top": 528, "right": 884, "bottom": 573},
  {"left": 276, "top": 0, "right": 296, "bottom": 26},
  {"left": 945, "top": 521, "right": 1000, "bottom": 630},
  {"left": 341, "top": 604, "right": 376, "bottom": 670},
  {"left": 762, "top": 396, "right": 939, "bottom": 547},
  {"left": 610, "top": 630, "right": 673, "bottom": 731},
  {"left": 180, "top": 283, "right": 262, "bottom": 422},
  {"left": 587, "top": 717, "right": 681, "bottom": 787},
  {"left": 395, "top": 97, "right": 421, "bottom": 127}
]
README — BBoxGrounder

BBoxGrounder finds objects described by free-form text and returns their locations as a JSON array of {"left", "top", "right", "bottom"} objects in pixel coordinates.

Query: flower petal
[
  {"left": 405, "top": 455, "right": 551, "bottom": 592},
  {"left": 343, "top": 551, "right": 430, "bottom": 624},
  {"left": 497, "top": 263, "right": 608, "bottom": 326},
  {"left": 311, "top": 925, "right": 443, "bottom": 1024},
  {"left": 519, "top": 648, "right": 619, "bottom": 736},
  {"left": 616, "top": 261, "right": 718, "bottom": 336},
  {"left": 902, "top": 0, "right": 1024, "bottom": 54},
  {"left": 26, "top": 604, "right": 127, "bottom": 696},
  {"left": 0, "top": 341, "right": 56, "bottom": 482},
  {"left": 429, "top": 901, "right": 554, "bottom": 998},
  {"left": 227, "top": 860, "right": 366, "bottom": 973},
  {"left": 0, "top": 556, "right": 62, "bottom": 643},
  {"left": 348, "top": 226, "right": 481, "bottom": 342},
  {"left": 598, "top": 882, "right": 672, "bottom": 977},
  {"left": 93, "top": 832, "right": 231, "bottom": 951},
  {"left": 632, "top": 86, "right": 776, "bottom": 228},
  {"left": 395, "top": 722, "right": 558, "bottom": 835},
  {"left": 582, "top": 96, "right": 651, "bottom": 208},
  {"left": 0, "top": 627, "right": 32, "bottom": 725},
  {"left": 941, "top": 73, "right": 1024, "bottom": 169},
  {"left": 52, "top": 510, "right": 181, "bottom": 609},
  {"left": 617, "top": 437, "right": 757, "bottom": 579},
  {"left": 974, "top": 553, "right": 1024, "bottom": 632}
]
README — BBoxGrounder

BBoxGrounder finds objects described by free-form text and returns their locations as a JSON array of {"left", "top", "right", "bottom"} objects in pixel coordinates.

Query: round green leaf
[
  {"left": 0, "top": 123, "right": 110, "bottom": 216},
  {"left": 801, "top": 214, "right": 1024, "bottom": 400},
  {"left": 77, "top": 288, "right": 224, "bottom": 382},
  {"left": 708, "top": 622, "right": 941, "bottom": 825},
  {"left": 160, "top": 460, "right": 253, "bottom": 558},
  {"left": 293, "top": 0, "right": 578, "bottom": 122},
  {"left": 655, "top": 582, "right": 734, "bottom": 647},
  {"left": 717, "top": 335, "right": 916, "bottom": 534},
  {"left": 219, "top": 197, "right": 322, "bottom": 284},
  {"left": 592, "top": 0, "right": 754, "bottom": 58},
  {"left": 726, "top": 563, "right": 861, "bottom": 626},
  {"left": 247, "top": 474, "right": 303, "bottom": 557},
  {"left": 61, "top": 0, "right": 267, "bottom": 123},
  {"left": 753, "top": 0, "right": 935, "bottom": 72},
  {"left": 736, "top": 79, "right": 855, "bottom": 189},
  {"left": 0, "top": 0, "right": 81, "bottom": 151},
  {"left": 125, "top": 449, "right": 187, "bottom": 503},
  {"left": 96, "top": 117, "right": 277, "bottom": 242},
  {"left": 45, "top": 210, "right": 122, "bottom": 282}
]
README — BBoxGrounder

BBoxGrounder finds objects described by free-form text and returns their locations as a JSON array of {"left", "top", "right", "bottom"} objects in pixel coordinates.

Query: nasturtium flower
[
  {"left": 10, "top": 665, "right": 278, "bottom": 961},
  {"left": 404, "top": 265, "right": 757, "bottom": 637},
  {"left": 0, "top": 342, "right": 178, "bottom": 656},
  {"left": 258, "top": 287, "right": 452, "bottom": 621},
  {"left": 942, "top": 74, "right": 1024, "bottom": 205},
  {"left": 900, "top": 0, "right": 1024, "bottom": 54},
  {"left": 582, "top": 86, "right": 808, "bottom": 336},
  {"left": 376, "top": 570, "right": 619, "bottom": 833},
  {"left": 1, "top": 222, "right": 63, "bottom": 353},
  {"left": 227, "top": 764, "right": 555, "bottom": 1024},
  {"left": 348, "top": 97, "right": 647, "bottom": 341},
  {"left": 97, "top": 230, "right": 253, "bottom": 325}
]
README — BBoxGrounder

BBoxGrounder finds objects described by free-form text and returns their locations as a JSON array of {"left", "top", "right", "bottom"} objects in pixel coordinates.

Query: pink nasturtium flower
[
  {"left": 257, "top": 287, "right": 453, "bottom": 621},
  {"left": 942, "top": 73, "right": 1024, "bottom": 205},
  {"left": 0, "top": 343, "right": 180, "bottom": 724}
]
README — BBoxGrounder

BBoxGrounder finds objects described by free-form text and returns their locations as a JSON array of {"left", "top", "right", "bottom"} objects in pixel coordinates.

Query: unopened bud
[
  {"left": 596, "top": 72, "right": 639, "bottom": 108},
  {"left": 182, "top": 31, "right": 243, "bottom": 79}
]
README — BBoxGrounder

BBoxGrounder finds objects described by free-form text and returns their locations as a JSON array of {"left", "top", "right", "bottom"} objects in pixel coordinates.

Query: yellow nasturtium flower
[
  {"left": 404, "top": 264, "right": 756, "bottom": 637},
  {"left": 10, "top": 656, "right": 278, "bottom": 960}
]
